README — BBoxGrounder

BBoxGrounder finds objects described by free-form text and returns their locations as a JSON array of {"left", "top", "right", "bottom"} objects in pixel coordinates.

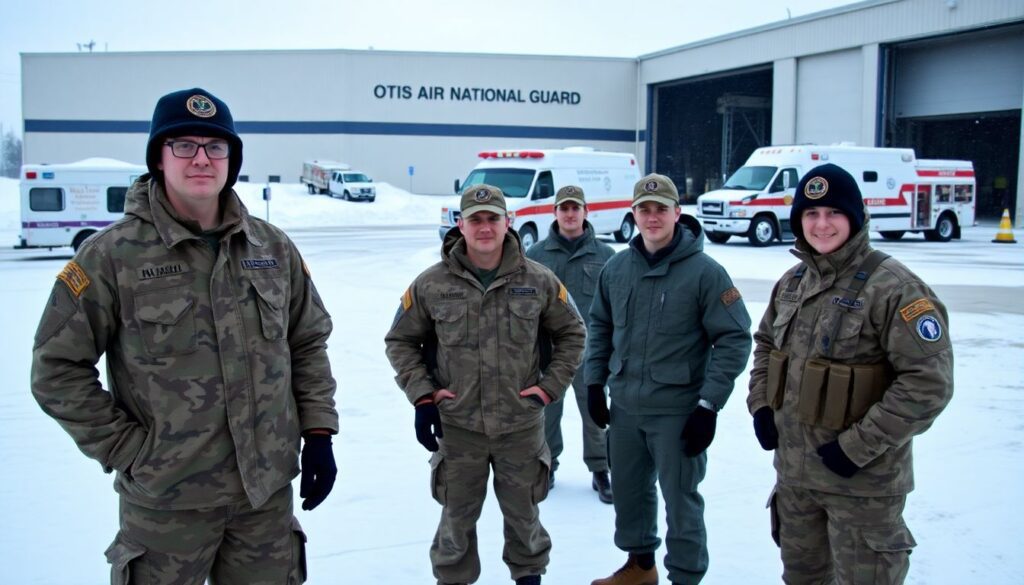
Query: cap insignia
[
  {"left": 644, "top": 180, "right": 659, "bottom": 192},
  {"left": 474, "top": 188, "right": 492, "bottom": 202},
  {"left": 805, "top": 176, "right": 828, "bottom": 199},
  {"left": 186, "top": 95, "right": 217, "bottom": 118}
]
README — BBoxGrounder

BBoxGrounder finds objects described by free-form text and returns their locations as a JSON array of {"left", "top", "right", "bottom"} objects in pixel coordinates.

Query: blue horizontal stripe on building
[{"left": 25, "top": 120, "right": 646, "bottom": 142}]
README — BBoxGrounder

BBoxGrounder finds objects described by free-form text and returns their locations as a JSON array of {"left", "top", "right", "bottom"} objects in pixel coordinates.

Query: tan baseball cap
[
  {"left": 555, "top": 185, "right": 586, "bottom": 207},
  {"left": 460, "top": 184, "right": 507, "bottom": 217},
  {"left": 632, "top": 173, "right": 680, "bottom": 207}
]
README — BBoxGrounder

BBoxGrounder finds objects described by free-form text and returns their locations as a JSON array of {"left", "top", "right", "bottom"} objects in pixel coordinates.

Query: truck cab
[
  {"left": 328, "top": 171, "right": 376, "bottom": 202},
  {"left": 697, "top": 160, "right": 801, "bottom": 246}
]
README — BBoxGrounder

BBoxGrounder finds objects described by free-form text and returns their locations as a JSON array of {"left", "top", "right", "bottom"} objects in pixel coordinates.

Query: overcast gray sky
[{"left": 0, "top": 0, "right": 863, "bottom": 135}]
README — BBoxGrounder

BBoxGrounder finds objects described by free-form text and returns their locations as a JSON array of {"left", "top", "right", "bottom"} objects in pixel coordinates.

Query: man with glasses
[{"left": 31, "top": 88, "right": 338, "bottom": 584}]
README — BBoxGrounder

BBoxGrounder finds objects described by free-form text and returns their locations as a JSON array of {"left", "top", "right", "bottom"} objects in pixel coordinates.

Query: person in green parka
[
  {"left": 526, "top": 185, "right": 615, "bottom": 503},
  {"left": 586, "top": 174, "right": 752, "bottom": 585}
]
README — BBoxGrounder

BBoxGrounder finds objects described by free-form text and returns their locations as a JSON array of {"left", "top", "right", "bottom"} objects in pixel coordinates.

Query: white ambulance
[
  {"left": 17, "top": 158, "right": 147, "bottom": 251},
  {"left": 441, "top": 147, "right": 641, "bottom": 249},
  {"left": 696, "top": 145, "right": 976, "bottom": 246}
]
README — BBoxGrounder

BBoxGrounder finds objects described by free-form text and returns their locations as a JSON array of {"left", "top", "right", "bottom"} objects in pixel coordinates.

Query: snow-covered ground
[{"left": 0, "top": 177, "right": 1021, "bottom": 584}]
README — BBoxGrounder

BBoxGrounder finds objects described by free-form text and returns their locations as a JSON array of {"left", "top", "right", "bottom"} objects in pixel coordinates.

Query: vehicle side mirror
[
  {"left": 783, "top": 172, "right": 791, "bottom": 190},
  {"left": 535, "top": 184, "right": 552, "bottom": 200},
  {"left": 454, "top": 179, "right": 461, "bottom": 193}
]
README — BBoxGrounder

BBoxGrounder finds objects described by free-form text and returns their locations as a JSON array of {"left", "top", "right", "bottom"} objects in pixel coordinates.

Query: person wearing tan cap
[
  {"left": 585, "top": 174, "right": 752, "bottom": 585},
  {"left": 385, "top": 184, "right": 587, "bottom": 585},
  {"left": 526, "top": 185, "right": 615, "bottom": 503}
]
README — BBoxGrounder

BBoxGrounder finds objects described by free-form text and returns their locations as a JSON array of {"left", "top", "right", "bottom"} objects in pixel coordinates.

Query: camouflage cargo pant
[
  {"left": 429, "top": 422, "right": 552, "bottom": 584},
  {"left": 773, "top": 482, "right": 916, "bottom": 585},
  {"left": 608, "top": 405, "right": 708, "bottom": 585},
  {"left": 104, "top": 484, "right": 306, "bottom": 585},
  {"left": 544, "top": 369, "right": 609, "bottom": 473}
]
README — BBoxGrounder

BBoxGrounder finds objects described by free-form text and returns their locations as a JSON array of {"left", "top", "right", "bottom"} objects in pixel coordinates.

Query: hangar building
[{"left": 21, "top": 0, "right": 1024, "bottom": 222}]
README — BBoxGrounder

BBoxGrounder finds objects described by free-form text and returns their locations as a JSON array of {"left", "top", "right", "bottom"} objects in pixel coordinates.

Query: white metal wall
[
  {"left": 22, "top": 50, "right": 640, "bottom": 194},
  {"left": 795, "top": 49, "right": 864, "bottom": 145},
  {"left": 894, "top": 29, "right": 1024, "bottom": 118}
]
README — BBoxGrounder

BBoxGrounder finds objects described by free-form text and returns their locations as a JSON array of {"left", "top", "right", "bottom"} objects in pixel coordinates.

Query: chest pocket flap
[
  {"left": 432, "top": 302, "right": 469, "bottom": 346},
  {"left": 818, "top": 309, "right": 865, "bottom": 360},
  {"left": 251, "top": 277, "right": 287, "bottom": 340},
  {"left": 771, "top": 302, "right": 798, "bottom": 349},
  {"left": 508, "top": 299, "right": 542, "bottom": 344},
  {"left": 136, "top": 288, "right": 196, "bottom": 356}
]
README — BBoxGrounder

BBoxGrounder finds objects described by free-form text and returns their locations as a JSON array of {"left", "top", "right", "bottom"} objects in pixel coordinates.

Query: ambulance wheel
[
  {"left": 614, "top": 215, "right": 635, "bottom": 242},
  {"left": 519, "top": 225, "right": 538, "bottom": 250},
  {"left": 706, "top": 232, "right": 731, "bottom": 244},
  {"left": 925, "top": 214, "right": 956, "bottom": 242},
  {"left": 343, "top": 190, "right": 352, "bottom": 201},
  {"left": 879, "top": 230, "right": 905, "bottom": 241},
  {"left": 748, "top": 216, "right": 777, "bottom": 247},
  {"left": 72, "top": 230, "right": 96, "bottom": 252}
]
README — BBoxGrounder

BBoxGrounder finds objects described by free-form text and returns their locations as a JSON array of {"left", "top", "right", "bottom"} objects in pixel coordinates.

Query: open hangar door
[
  {"left": 883, "top": 24, "right": 1024, "bottom": 221},
  {"left": 648, "top": 66, "right": 772, "bottom": 202}
]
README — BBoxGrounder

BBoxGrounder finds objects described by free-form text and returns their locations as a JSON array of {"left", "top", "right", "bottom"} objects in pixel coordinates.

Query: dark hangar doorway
[
  {"left": 882, "top": 24, "right": 1024, "bottom": 221},
  {"left": 648, "top": 65, "right": 773, "bottom": 202}
]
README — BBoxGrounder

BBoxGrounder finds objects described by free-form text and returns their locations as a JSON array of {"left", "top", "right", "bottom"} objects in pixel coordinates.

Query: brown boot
[{"left": 591, "top": 553, "right": 658, "bottom": 585}]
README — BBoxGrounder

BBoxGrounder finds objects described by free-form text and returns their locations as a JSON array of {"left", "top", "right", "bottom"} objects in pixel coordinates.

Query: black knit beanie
[
  {"left": 790, "top": 163, "right": 866, "bottom": 242},
  {"left": 146, "top": 88, "right": 243, "bottom": 189}
]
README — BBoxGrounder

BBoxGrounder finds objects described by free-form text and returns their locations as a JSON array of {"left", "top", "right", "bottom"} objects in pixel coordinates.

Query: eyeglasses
[{"left": 163, "top": 139, "right": 230, "bottom": 160}]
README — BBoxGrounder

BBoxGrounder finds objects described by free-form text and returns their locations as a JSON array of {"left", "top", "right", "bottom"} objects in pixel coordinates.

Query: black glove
[
  {"left": 415, "top": 401, "right": 444, "bottom": 452},
  {"left": 682, "top": 406, "right": 717, "bottom": 457},
  {"left": 587, "top": 385, "right": 610, "bottom": 429},
  {"left": 300, "top": 434, "right": 337, "bottom": 511},
  {"left": 817, "top": 440, "right": 860, "bottom": 478},
  {"left": 753, "top": 407, "right": 779, "bottom": 451}
]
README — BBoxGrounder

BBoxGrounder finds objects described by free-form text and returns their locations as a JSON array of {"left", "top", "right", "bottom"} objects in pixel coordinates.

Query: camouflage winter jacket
[
  {"left": 585, "top": 216, "right": 752, "bottom": 415},
  {"left": 385, "top": 230, "right": 586, "bottom": 436},
  {"left": 525, "top": 220, "right": 615, "bottom": 325},
  {"left": 748, "top": 227, "right": 953, "bottom": 496},
  {"left": 31, "top": 177, "right": 338, "bottom": 510}
]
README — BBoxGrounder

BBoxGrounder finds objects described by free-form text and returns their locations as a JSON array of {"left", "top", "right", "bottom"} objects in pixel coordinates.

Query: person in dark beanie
[
  {"left": 747, "top": 163, "right": 954, "bottom": 583},
  {"left": 31, "top": 87, "right": 339, "bottom": 584}
]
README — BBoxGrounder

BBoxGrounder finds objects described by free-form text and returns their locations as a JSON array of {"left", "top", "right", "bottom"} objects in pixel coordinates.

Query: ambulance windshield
[
  {"left": 463, "top": 169, "right": 535, "bottom": 198},
  {"left": 723, "top": 166, "right": 776, "bottom": 190}
]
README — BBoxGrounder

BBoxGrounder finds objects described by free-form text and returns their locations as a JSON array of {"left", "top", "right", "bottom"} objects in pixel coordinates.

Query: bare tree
[{"left": 1, "top": 130, "right": 23, "bottom": 178}]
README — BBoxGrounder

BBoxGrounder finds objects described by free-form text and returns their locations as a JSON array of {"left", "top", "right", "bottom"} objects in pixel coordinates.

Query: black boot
[{"left": 592, "top": 470, "right": 613, "bottom": 504}]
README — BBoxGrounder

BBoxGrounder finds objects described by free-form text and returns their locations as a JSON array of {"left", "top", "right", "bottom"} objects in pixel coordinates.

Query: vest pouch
[
  {"left": 846, "top": 363, "right": 891, "bottom": 426},
  {"left": 821, "top": 363, "right": 852, "bottom": 430},
  {"left": 766, "top": 350, "right": 788, "bottom": 410},
  {"left": 797, "top": 359, "right": 829, "bottom": 425}
]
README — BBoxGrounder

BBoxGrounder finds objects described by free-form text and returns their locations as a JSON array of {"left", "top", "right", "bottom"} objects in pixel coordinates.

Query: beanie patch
[
  {"left": 804, "top": 177, "right": 828, "bottom": 200},
  {"left": 186, "top": 95, "right": 217, "bottom": 118}
]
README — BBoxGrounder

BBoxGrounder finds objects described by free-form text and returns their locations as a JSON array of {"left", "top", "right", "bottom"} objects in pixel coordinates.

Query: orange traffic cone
[{"left": 992, "top": 209, "right": 1017, "bottom": 244}]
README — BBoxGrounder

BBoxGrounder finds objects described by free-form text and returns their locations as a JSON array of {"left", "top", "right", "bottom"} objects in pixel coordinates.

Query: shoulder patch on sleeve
[
  {"left": 899, "top": 298, "right": 935, "bottom": 322},
  {"left": 720, "top": 287, "right": 742, "bottom": 307},
  {"left": 402, "top": 287, "right": 413, "bottom": 311},
  {"left": 57, "top": 261, "right": 90, "bottom": 297},
  {"left": 558, "top": 283, "right": 569, "bottom": 305}
]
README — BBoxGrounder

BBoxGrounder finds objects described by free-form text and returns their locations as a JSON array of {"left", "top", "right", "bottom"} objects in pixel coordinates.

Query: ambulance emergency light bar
[
  {"left": 23, "top": 171, "right": 55, "bottom": 179},
  {"left": 478, "top": 151, "right": 545, "bottom": 159}
]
